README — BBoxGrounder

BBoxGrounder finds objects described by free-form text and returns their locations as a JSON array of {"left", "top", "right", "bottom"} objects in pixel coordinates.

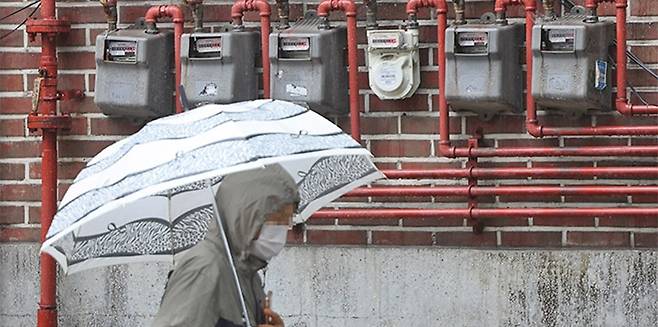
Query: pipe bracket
[
  {"left": 27, "top": 113, "right": 72, "bottom": 132},
  {"left": 26, "top": 18, "right": 71, "bottom": 36}
]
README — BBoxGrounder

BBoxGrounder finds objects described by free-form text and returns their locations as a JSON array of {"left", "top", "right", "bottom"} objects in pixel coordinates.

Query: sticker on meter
[
  {"left": 548, "top": 29, "right": 575, "bottom": 43},
  {"left": 280, "top": 38, "right": 310, "bottom": 51},
  {"left": 374, "top": 64, "right": 403, "bottom": 92},
  {"left": 286, "top": 84, "right": 308, "bottom": 97},
  {"left": 457, "top": 32, "right": 488, "bottom": 47},
  {"left": 595, "top": 59, "right": 608, "bottom": 91},
  {"left": 368, "top": 32, "right": 402, "bottom": 49},
  {"left": 195, "top": 37, "right": 222, "bottom": 53},
  {"left": 107, "top": 41, "right": 137, "bottom": 62}
]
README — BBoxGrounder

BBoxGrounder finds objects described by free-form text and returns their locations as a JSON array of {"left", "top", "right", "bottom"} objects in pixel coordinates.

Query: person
[{"left": 152, "top": 165, "right": 300, "bottom": 327}]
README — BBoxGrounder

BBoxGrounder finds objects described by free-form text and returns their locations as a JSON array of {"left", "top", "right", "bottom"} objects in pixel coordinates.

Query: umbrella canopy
[{"left": 42, "top": 100, "right": 383, "bottom": 274}]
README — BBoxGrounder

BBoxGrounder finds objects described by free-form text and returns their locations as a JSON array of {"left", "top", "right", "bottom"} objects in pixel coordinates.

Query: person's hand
[{"left": 258, "top": 308, "right": 284, "bottom": 327}]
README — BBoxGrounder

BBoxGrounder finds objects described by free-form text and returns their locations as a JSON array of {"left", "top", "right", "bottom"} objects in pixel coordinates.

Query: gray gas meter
[
  {"left": 95, "top": 29, "right": 174, "bottom": 119},
  {"left": 269, "top": 14, "right": 348, "bottom": 115},
  {"left": 445, "top": 23, "right": 524, "bottom": 118},
  {"left": 181, "top": 31, "right": 259, "bottom": 107},
  {"left": 531, "top": 16, "right": 614, "bottom": 112},
  {"left": 367, "top": 29, "right": 420, "bottom": 100}
]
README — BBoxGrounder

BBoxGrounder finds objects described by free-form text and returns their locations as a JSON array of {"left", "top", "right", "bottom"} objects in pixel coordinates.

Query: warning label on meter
[
  {"left": 457, "top": 32, "right": 488, "bottom": 47},
  {"left": 281, "top": 37, "right": 310, "bottom": 51},
  {"left": 196, "top": 37, "right": 222, "bottom": 53},
  {"left": 548, "top": 29, "right": 575, "bottom": 43},
  {"left": 286, "top": 84, "right": 308, "bottom": 97},
  {"left": 368, "top": 32, "right": 401, "bottom": 49}
]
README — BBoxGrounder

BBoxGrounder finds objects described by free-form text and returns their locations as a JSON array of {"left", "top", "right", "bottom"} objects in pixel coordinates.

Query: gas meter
[
  {"left": 531, "top": 15, "right": 614, "bottom": 112},
  {"left": 445, "top": 22, "right": 524, "bottom": 119},
  {"left": 366, "top": 29, "right": 420, "bottom": 100},
  {"left": 181, "top": 31, "right": 259, "bottom": 108},
  {"left": 95, "top": 29, "right": 174, "bottom": 119},
  {"left": 269, "top": 13, "right": 348, "bottom": 115}
]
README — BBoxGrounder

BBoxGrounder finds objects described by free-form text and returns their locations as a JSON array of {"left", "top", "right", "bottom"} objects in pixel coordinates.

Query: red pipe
[
  {"left": 612, "top": 0, "right": 658, "bottom": 115},
  {"left": 144, "top": 5, "right": 185, "bottom": 114},
  {"left": 231, "top": 0, "right": 271, "bottom": 98},
  {"left": 317, "top": 0, "right": 362, "bottom": 142},
  {"left": 382, "top": 167, "right": 658, "bottom": 179},
  {"left": 313, "top": 207, "right": 658, "bottom": 219},
  {"left": 346, "top": 185, "right": 658, "bottom": 197}
]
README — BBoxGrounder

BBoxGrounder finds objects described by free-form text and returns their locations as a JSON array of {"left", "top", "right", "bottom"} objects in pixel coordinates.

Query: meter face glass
[
  {"left": 455, "top": 32, "right": 488, "bottom": 54},
  {"left": 279, "top": 37, "right": 311, "bottom": 59},
  {"left": 191, "top": 36, "right": 222, "bottom": 58},
  {"left": 368, "top": 32, "right": 402, "bottom": 49},
  {"left": 106, "top": 40, "right": 137, "bottom": 63},
  {"left": 541, "top": 28, "right": 576, "bottom": 52}
]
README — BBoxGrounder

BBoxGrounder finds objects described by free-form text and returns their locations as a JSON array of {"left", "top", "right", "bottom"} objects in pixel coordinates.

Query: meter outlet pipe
[
  {"left": 317, "top": 0, "right": 362, "bottom": 142},
  {"left": 100, "top": 0, "right": 118, "bottom": 31},
  {"left": 145, "top": 5, "right": 185, "bottom": 114},
  {"left": 232, "top": 0, "right": 272, "bottom": 98}
]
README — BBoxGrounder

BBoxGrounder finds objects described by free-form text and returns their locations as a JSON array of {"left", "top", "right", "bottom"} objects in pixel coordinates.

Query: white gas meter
[{"left": 366, "top": 29, "right": 420, "bottom": 100}]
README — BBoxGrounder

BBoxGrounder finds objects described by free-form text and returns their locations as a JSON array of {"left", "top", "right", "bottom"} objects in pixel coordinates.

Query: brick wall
[{"left": 1, "top": 0, "right": 656, "bottom": 248}]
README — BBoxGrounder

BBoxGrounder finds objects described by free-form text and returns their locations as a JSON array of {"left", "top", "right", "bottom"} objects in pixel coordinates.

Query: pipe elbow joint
[
  {"left": 616, "top": 98, "right": 632, "bottom": 115},
  {"left": 526, "top": 120, "right": 543, "bottom": 138},
  {"left": 316, "top": 1, "right": 333, "bottom": 17},
  {"left": 438, "top": 142, "right": 456, "bottom": 159}
]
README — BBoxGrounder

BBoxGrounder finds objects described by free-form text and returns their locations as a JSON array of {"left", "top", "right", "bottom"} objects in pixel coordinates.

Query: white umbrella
[{"left": 41, "top": 99, "right": 383, "bottom": 274}]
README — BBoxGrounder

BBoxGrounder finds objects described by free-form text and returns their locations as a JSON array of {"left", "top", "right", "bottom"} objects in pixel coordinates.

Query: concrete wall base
[{"left": 1, "top": 244, "right": 656, "bottom": 326}]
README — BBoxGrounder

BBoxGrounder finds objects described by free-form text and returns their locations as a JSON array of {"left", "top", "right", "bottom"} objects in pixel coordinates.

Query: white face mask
[{"left": 249, "top": 225, "right": 288, "bottom": 261}]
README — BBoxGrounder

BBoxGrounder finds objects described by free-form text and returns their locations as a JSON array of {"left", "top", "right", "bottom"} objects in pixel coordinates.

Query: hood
[{"left": 206, "top": 164, "right": 299, "bottom": 270}]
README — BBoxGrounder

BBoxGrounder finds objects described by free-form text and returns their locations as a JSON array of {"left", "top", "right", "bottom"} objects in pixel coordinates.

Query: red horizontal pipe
[
  {"left": 346, "top": 185, "right": 658, "bottom": 197},
  {"left": 144, "top": 5, "right": 184, "bottom": 114},
  {"left": 440, "top": 143, "right": 658, "bottom": 158},
  {"left": 231, "top": 0, "right": 271, "bottom": 98},
  {"left": 382, "top": 167, "right": 658, "bottom": 179},
  {"left": 313, "top": 207, "right": 658, "bottom": 219},
  {"left": 317, "top": 0, "right": 361, "bottom": 142}
]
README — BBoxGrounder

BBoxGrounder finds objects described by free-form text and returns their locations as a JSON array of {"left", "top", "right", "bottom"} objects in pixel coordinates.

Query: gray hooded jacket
[{"left": 152, "top": 165, "right": 299, "bottom": 327}]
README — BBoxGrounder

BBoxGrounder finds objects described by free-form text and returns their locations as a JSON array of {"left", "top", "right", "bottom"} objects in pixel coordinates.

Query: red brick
[
  {"left": 466, "top": 115, "right": 525, "bottom": 134},
  {"left": 370, "top": 140, "right": 431, "bottom": 157},
  {"left": 634, "top": 233, "right": 658, "bottom": 248},
  {"left": 0, "top": 163, "right": 25, "bottom": 180},
  {"left": 369, "top": 93, "right": 429, "bottom": 112},
  {"left": 502, "top": 232, "right": 562, "bottom": 247},
  {"left": 632, "top": 194, "right": 658, "bottom": 203},
  {"left": 627, "top": 69, "right": 658, "bottom": 87},
  {"left": 375, "top": 3, "right": 409, "bottom": 21},
  {"left": 631, "top": 46, "right": 658, "bottom": 64},
  {"left": 0, "top": 97, "right": 31, "bottom": 114},
  {"left": 567, "top": 231, "right": 631, "bottom": 248},
  {"left": 59, "top": 140, "right": 114, "bottom": 158},
  {"left": 478, "top": 217, "right": 528, "bottom": 227},
  {"left": 401, "top": 115, "right": 460, "bottom": 134},
  {"left": 564, "top": 194, "right": 628, "bottom": 203},
  {"left": 497, "top": 138, "right": 560, "bottom": 148},
  {"left": 599, "top": 216, "right": 658, "bottom": 228},
  {"left": 434, "top": 231, "right": 497, "bottom": 247},
  {"left": 60, "top": 97, "right": 101, "bottom": 114},
  {"left": 0, "top": 141, "right": 40, "bottom": 158},
  {"left": 0, "top": 119, "right": 25, "bottom": 136},
  {"left": 58, "top": 6, "right": 107, "bottom": 23},
  {"left": 359, "top": 116, "right": 398, "bottom": 135},
  {"left": 58, "top": 28, "right": 87, "bottom": 47},
  {"left": 65, "top": 116, "right": 88, "bottom": 136},
  {"left": 0, "top": 27, "right": 24, "bottom": 47},
  {"left": 537, "top": 113, "right": 592, "bottom": 128},
  {"left": 201, "top": 4, "right": 233, "bottom": 22},
  {"left": 402, "top": 217, "right": 464, "bottom": 227},
  {"left": 0, "top": 206, "right": 23, "bottom": 225},
  {"left": 372, "top": 231, "right": 433, "bottom": 246},
  {"left": 563, "top": 137, "right": 629, "bottom": 147},
  {"left": 0, "top": 52, "right": 39, "bottom": 69},
  {"left": 286, "top": 228, "right": 304, "bottom": 245},
  {"left": 90, "top": 117, "right": 142, "bottom": 136},
  {"left": 0, "top": 184, "right": 40, "bottom": 201},
  {"left": 305, "top": 217, "right": 335, "bottom": 225},
  {"left": 118, "top": 5, "right": 154, "bottom": 24},
  {"left": 0, "top": 75, "right": 23, "bottom": 92},
  {"left": 498, "top": 183, "right": 562, "bottom": 203},
  {"left": 58, "top": 51, "right": 95, "bottom": 70},
  {"left": 533, "top": 217, "right": 595, "bottom": 227},
  {"left": 306, "top": 230, "right": 367, "bottom": 245},
  {"left": 628, "top": 22, "right": 658, "bottom": 40},
  {"left": 29, "top": 161, "right": 86, "bottom": 180},
  {"left": 631, "top": 0, "right": 658, "bottom": 16},
  {"left": 0, "top": 227, "right": 40, "bottom": 242},
  {"left": 338, "top": 218, "right": 399, "bottom": 226},
  {"left": 28, "top": 206, "right": 40, "bottom": 224},
  {"left": 419, "top": 71, "right": 439, "bottom": 89},
  {"left": 0, "top": 6, "right": 40, "bottom": 24}
]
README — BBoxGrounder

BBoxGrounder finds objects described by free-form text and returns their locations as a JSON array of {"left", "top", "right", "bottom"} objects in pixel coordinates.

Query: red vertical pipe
[
  {"left": 144, "top": 5, "right": 185, "bottom": 114},
  {"left": 317, "top": 0, "right": 362, "bottom": 142},
  {"left": 37, "top": 2, "right": 59, "bottom": 327},
  {"left": 231, "top": 0, "right": 271, "bottom": 98}
]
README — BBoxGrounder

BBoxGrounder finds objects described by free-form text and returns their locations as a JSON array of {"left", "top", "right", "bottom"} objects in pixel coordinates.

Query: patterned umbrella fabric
[{"left": 41, "top": 100, "right": 383, "bottom": 274}]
